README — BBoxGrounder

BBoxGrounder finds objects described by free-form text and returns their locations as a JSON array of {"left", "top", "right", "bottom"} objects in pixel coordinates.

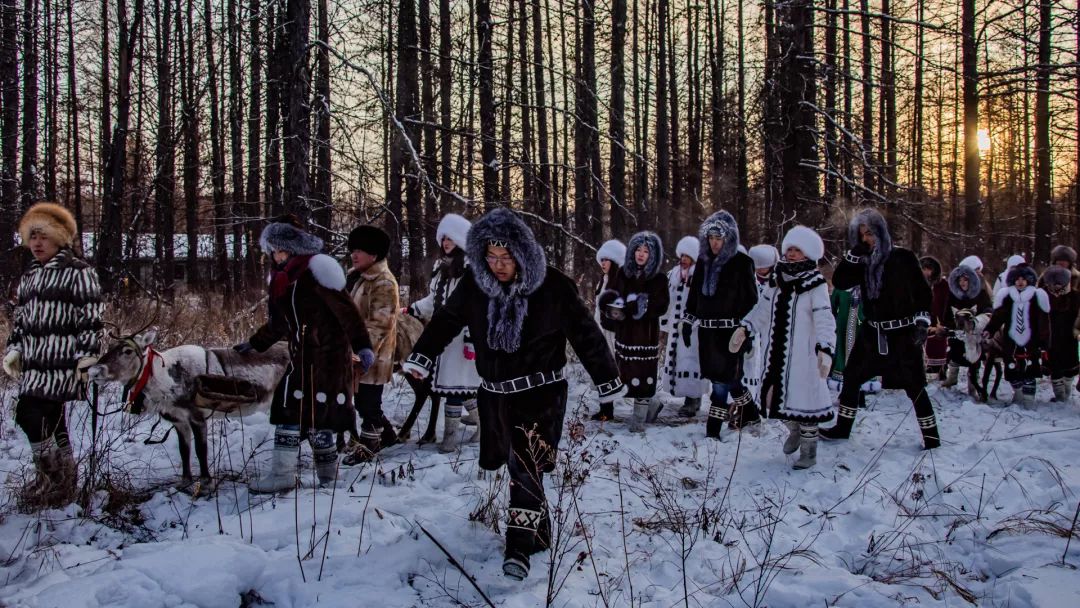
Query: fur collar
[
  {"left": 848, "top": 208, "right": 892, "bottom": 299},
  {"left": 696, "top": 210, "right": 740, "bottom": 297},
  {"left": 308, "top": 254, "right": 347, "bottom": 290},
  {"left": 948, "top": 265, "right": 982, "bottom": 300},
  {"left": 623, "top": 231, "right": 663, "bottom": 280}
]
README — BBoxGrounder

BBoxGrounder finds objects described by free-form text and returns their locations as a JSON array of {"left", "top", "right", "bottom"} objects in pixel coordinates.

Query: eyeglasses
[{"left": 485, "top": 254, "right": 515, "bottom": 267}]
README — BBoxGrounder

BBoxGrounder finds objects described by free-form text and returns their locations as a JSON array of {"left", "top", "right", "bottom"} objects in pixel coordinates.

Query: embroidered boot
[
  {"left": 678, "top": 396, "right": 701, "bottom": 418},
  {"left": 590, "top": 401, "right": 616, "bottom": 421},
  {"left": 1052, "top": 377, "right": 1073, "bottom": 403},
  {"left": 941, "top": 364, "right": 960, "bottom": 388},
  {"left": 460, "top": 399, "right": 480, "bottom": 426},
  {"left": 250, "top": 426, "right": 300, "bottom": 493},
  {"left": 705, "top": 401, "right": 728, "bottom": 440},
  {"left": 782, "top": 421, "right": 801, "bottom": 455},
  {"left": 439, "top": 402, "right": 465, "bottom": 453},
  {"left": 1020, "top": 380, "right": 1037, "bottom": 410},
  {"left": 793, "top": 425, "right": 818, "bottom": 470},
  {"left": 628, "top": 399, "right": 649, "bottom": 433},
  {"left": 820, "top": 404, "right": 857, "bottom": 440},
  {"left": 311, "top": 430, "right": 338, "bottom": 487}
]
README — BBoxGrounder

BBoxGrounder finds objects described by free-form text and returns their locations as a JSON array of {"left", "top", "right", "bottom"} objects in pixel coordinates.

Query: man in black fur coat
[
  {"left": 820, "top": 209, "right": 940, "bottom": 449},
  {"left": 683, "top": 210, "right": 761, "bottom": 439},
  {"left": 404, "top": 208, "right": 625, "bottom": 581}
]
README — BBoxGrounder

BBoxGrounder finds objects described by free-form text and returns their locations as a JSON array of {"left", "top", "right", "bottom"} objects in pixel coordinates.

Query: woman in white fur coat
[
  {"left": 733, "top": 226, "right": 836, "bottom": 470},
  {"left": 660, "top": 236, "right": 709, "bottom": 416},
  {"left": 407, "top": 213, "right": 482, "bottom": 451}
]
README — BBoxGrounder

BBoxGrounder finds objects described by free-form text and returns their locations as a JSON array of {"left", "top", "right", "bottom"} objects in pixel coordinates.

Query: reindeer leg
[
  {"left": 165, "top": 414, "right": 194, "bottom": 488},
  {"left": 190, "top": 415, "right": 215, "bottom": 495},
  {"left": 421, "top": 394, "right": 441, "bottom": 444},
  {"left": 396, "top": 375, "right": 427, "bottom": 442}
]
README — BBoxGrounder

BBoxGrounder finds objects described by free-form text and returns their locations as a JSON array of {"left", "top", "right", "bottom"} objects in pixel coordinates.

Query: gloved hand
[
  {"left": 356, "top": 348, "right": 376, "bottom": 374},
  {"left": 631, "top": 293, "right": 649, "bottom": 320},
  {"left": 3, "top": 350, "right": 22, "bottom": 379},
  {"left": 850, "top": 242, "right": 872, "bottom": 258},
  {"left": 817, "top": 351, "right": 832, "bottom": 379},
  {"left": 913, "top": 323, "right": 929, "bottom": 347},
  {"left": 681, "top": 322, "right": 693, "bottom": 348},
  {"left": 728, "top": 327, "right": 748, "bottom": 354},
  {"left": 76, "top": 356, "right": 98, "bottom": 382},
  {"left": 233, "top": 341, "right": 255, "bottom": 355}
]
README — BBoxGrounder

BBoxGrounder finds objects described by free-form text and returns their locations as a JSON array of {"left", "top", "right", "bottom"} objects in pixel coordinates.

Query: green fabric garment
[{"left": 830, "top": 287, "right": 864, "bottom": 381}]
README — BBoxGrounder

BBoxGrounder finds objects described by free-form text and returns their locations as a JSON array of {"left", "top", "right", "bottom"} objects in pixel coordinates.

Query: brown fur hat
[{"left": 18, "top": 202, "right": 78, "bottom": 248}]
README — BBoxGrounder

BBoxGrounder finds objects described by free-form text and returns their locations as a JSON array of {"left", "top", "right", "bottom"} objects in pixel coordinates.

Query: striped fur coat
[{"left": 6, "top": 248, "right": 104, "bottom": 401}]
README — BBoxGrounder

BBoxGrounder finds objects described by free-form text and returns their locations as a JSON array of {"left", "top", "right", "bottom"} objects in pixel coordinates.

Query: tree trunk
[
  {"left": 391, "top": 0, "right": 422, "bottom": 287},
  {"left": 1032, "top": 0, "right": 1052, "bottom": 264},
  {"left": 0, "top": 0, "right": 19, "bottom": 281},
  {"left": 961, "top": 0, "right": 979, "bottom": 233},
  {"left": 531, "top": 0, "right": 551, "bottom": 229},
  {"left": 438, "top": 0, "right": 453, "bottom": 214},
  {"left": 419, "top": 0, "right": 438, "bottom": 247},
  {"left": 282, "top": 0, "right": 311, "bottom": 219},
  {"left": 859, "top": 0, "right": 874, "bottom": 197},
  {"left": 823, "top": 0, "right": 838, "bottom": 207},
  {"left": 203, "top": 0, "right": 229, "bottom": 293},
  {"left": 153, "top": 0, "right": 175, "bottom": 290},
  {"left": 66, "top": 0, "right": 82, "bottom": 238},
  {"left": 180, "top": 0, "right": 199, "bottom": 287},
  {"left": 43, "top": 0, "right": 57, "bottom": 202},
  {"left": 735, "top": 0, "right": 748, "bottom": 230},
  {"left": 265, "top": 2, "right": 282, "bottom": 218},
  {"left": 20, "top": 0, "right": 39, "bottom": 211},
  {"left": 655, "top": 0, "right": 670, "bottom": 236},
  {"left": 228, "top": 0, "right": 244, "bottom": 293},
  {"left": 312, "top": 0, "right": 331, "bottom": 237},
  {"left": 574, "top": 0, "right": 602, "bottom": 279},
  {"left": 477, "top": 0, "right": 497, "bottom": 210},
  {"left": 776, "top": 0, "right": 820, "bottom": 228},
  {"left": 244, "top": 0, "right": 262, "bottom": 285}
]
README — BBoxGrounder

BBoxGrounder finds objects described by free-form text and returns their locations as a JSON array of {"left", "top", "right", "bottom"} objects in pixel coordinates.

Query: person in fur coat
[
  {"left": 937, "top": 264, "right": 993, "bottom": 397},
  {"left": 683, "top": 210, "right": 760, "bottom": 439},
  {"left": 984, "top": 264, "right": 1050, "bottom": 408},
  {"left": 3, "top": 202, "right": 103, "bottom": 508},
  {"left": 598, "top": 231, "right": 671, "bottom": 431},
  {"left": 993, "top": 254, "right": 1027, "bottom": 295},
  {"left": 736, "top": 226, "right": 835, "bottom": 469},
  {"left": 590, "top": 238, "right": 626, "bottom": 420},
  {"left": 1038, "top": 266, "right": 1078, "bottom": 402},
  {"left": 343, "top": 225, "right": 401, "bottom": 465},
  {"left": 959, "top": 255, "right": 995, "bottom": 296},
  {"left": 1047, "top": 245, "right": 1080, "bottom": 291},
  {"left": 921, "top": 256, "right": 950, "bottom": 379},
  {"left": 234, "top": 216, "right": 374, "bottom": 492},
  {"left": 406, "top": 213, "right": 483, "bottom": 451},
  {"left": 743, "top": 244, "right": 780, "bottom": 404},
  {"left": 403, "top": 208, "right": 625, "bottom": 581},
  {"left": 748, "top": 245, "right": 780, "bottom": 292},
  {"left": 820, "top": 209, "right": 940, "bottom": 449},
  {"left": 660, "top": 236, "right": 708, "bottom": 417}
]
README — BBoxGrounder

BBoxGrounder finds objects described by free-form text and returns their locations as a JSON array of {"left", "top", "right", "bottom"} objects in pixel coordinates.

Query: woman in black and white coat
[
  {"left": 598, "top": 231, "right": 671, "bottom": 432},
  {"left": 3, "top": 202, "right": 103, "bottom": 508},
  {"left": 407, "top": 213, "right": 483, "bottom": 451},
  {"left": 735, "top": 227, "right": 835, "bottom": 469},
  {"left": 985, "top": 264, "right": 1050, "bottom": 409},
  {"left": 660, "top": 236, "right": 708, "bottom": 417}
]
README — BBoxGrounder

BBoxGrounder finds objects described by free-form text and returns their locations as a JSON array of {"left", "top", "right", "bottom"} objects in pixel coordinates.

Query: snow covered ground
[{"left": 2, "top": 365, "right": 1080, "bottom": 607}]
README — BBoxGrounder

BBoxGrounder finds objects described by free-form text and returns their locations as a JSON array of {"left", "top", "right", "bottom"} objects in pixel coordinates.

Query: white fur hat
[
  {"left": 436, "top": 213, "right": 471, "bottom": 248},
  {"left": 737, "top": 244, "right": 748, "bottom": 255},
  {"left": 748, "top": 244, "right": 780, "bottom": 270},
  {"left": 596, "top": 239, "right": 627, "bottom": 265},
  {"left": 675, "top": 236, "right": 700, "bottom": 260},
  {"left": 781, "top": 226, "right": 825, "bottom": 262},
  {"left": 1005, "top": 254, "right": 1026, "bottom": 269},
  {"left": 959, "top": 255, "right": 984, "bottom": 272}
]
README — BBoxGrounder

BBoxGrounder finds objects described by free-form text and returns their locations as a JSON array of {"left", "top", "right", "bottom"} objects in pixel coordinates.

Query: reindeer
[
  {"left": 948, "top": 306, "right": 1003, "bottom": 401},
  {"left": 87, "top": 328, "right": 289, "bottom": 492}
]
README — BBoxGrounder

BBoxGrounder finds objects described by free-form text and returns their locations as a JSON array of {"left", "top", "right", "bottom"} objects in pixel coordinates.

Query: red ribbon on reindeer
[{"left": 127, "top": 346, "right": 161, "bottom": 407}]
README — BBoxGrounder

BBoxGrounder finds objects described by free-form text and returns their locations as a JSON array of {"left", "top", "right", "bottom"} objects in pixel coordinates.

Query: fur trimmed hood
[
  {"left": 436, "top": 213, "right": 471, "bottom": 249},
  {"left": 623, "top": 231, "right": 664, "bottom": 280},
  {"left": 260, "top": 219, "right": 324, "bottom": 255},
  {"left": 1041, "top": 266, "right": 1073, "bottom": 294},
  {"left": 948, "top": 264, "right": 982, "bottom": 300},
  {"left": 675, "top": 236, "right": 700, "bottom": 261},
  {"left": 959, "top": 255, "right": 984, "bottom": 272},
  {"left": 1052, "top": 245, "right": 1077, "bottom": 266},
  {"left": 848, "top": 208, "right": 892, "bottom": 299},
  {"left": 19, "top": 202, "right": 78, "bottom": 249},
  {"left": 1006, "top": 263, "right": 1038, "bottom": 287},
  {"left": 696, "top": 210, "right": 740, "bottom": 297},
  {"left": 465, "top": 208, "right": 546, "bottom": 352},
  {"left": 748, "top": 244, "right": 779, "bottom": 270},
  {"left": 781, "top": 225, "right": 825, "bottom": 262},
  {"left": 596, "top": 239, "right": 627, "bottom": 265}
]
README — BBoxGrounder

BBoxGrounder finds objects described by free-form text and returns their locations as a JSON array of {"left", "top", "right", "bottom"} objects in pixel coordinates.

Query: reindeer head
[{"left": 88, "top": 328, "right": 159, "bottom": 385}]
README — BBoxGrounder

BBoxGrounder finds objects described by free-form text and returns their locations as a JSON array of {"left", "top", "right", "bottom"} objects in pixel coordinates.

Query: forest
[{"left": 0, "top": 0, "right": 1077, "bottom": 296}]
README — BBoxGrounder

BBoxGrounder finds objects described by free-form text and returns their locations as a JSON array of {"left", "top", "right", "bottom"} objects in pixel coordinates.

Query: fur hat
[
  {"left": 920, "top": 256, "right": 943, "bottom": 283},
  {"left": 675, "top": 236, "right": 700, "bottom": 261},
  {"left": 466, "top": 208, "right": 547, "bottom": 353},
  {"left": 948, "top": 264, "right": 982, "bottom": 300},
  {"left": 436, "top": 213, "right": 471, "bottom": 249},
  {"left": 847, "top": 209, "right": 892, "bottom": 299},
  {"left": 624, "top": 231, "right": 664, "bottom": 279},
  {"left": 697, "top": 210, "right": 741, "bottom": 297},
  {"left": 781, "top": 226, "right": 825, "bottom": 262},
  {"left": 748, "top": 245, "right": 779, "bottom": 270},
  {"left": 1006, "top": 263, "right": 1038, "bottom": 287},
  {"left": 596, "top": 239, "right": 627, "bottom": 265},
  {"left": 348, "top": 225, "right": 391, "bottom": 261},
  {"left": 19, "top": 202, "right": 78, "bottom": 249},
  {"left": 259, "top": 215, "right": 324, "bottom": 255},
  {"left": 1041, "top": 266, "right": 1073, "bottom": 294},
  {"left": 1051, "top": 245, "right": 1077, "bottom": 266},
  {"left": 959, "top": 255, "right": 983, "bottom": 272}
]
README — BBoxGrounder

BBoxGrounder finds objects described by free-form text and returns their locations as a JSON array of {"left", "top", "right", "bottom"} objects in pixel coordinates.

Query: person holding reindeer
[
  {"left": 937, "top": 263, "right": 993, "bottom": 397},
  {"left": 234, "top": 215, "right": 374, "bottom": 493},
  {"left": 403, "top": 208, "right": 625, "bottom": 581},
  {"left": 735, "top": 226, "right": 835, "bottom": 469},
  {"left": 3, "top": 202, "right": 103, "bottom": 509}
]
